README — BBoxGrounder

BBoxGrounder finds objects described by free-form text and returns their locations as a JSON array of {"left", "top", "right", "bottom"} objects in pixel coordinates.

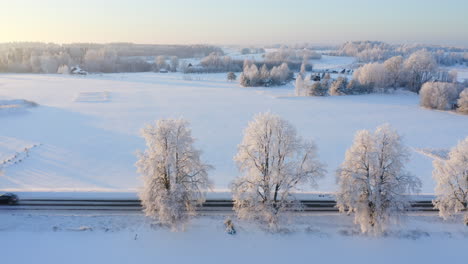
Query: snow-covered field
[
  {"left": 1, "top": 72, "right": 467, "bottom": 193},
  {"left": 1, "top": 210, "right": 467, "bottom": 264}
]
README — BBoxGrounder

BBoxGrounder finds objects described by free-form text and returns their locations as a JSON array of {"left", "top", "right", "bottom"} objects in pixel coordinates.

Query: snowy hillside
[{"left": 1, "top": 73, "right": 467, "bottom": 193}]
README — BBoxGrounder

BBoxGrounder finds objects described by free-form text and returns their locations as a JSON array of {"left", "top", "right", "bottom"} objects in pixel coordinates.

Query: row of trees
[
  {"left": 0, "top": 42, "right": 220, "bottom": 73},
  {"left": 188, "top": 53, "right": 310, "bottom": 74},
  {"left": 241, "top": 47, "right": 265, "bottom": 55},
  {"left": 137, "top": 114, "right": 468, "bottom": 233},
  {"left": 352, "top": 50, "right": 452, "bottom": 93},
  {"left": 196, "top": 52, "right": 242, "bottom": 72},
  {"left": 239, "top": 62, "right": 293, "bottom": 87},
  {"left": 295, "top": 50, "right": 468, "bottom": 115},
  {"left": 154, "top": 55, "right": 179, "bottom": 72},
  {"left": 295, "top": 74, "right": 369, "bottom": 96},
  {"left": 264, "top": 47, "right": 322, "bottom": 62},
  {"left": 295, "top": 50, "right": 452, "bottom": 96},
  {"left": 331, "top": 41, "right": 468, "bottom": 65}
]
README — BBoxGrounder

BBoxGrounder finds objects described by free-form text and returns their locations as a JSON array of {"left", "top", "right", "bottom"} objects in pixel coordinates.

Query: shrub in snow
[
  {"left": 231, "top": 112, "right": 325, "bottom": 231},
  {"left": 224, "top": 218, "right": 236, "bottom": 235},
  {"left": 420, "top": 82, "right": 459, "bottom": 110},
  {"left": 329, "top": 77, "right": 349, "bottom": 96},
  {"left": 433, "top": 137, "right": 468, "bottom": 225},
  {"left": 457, "top": 88, "right": 468, "bottom": 114},
  {"left": 308, "top": 82, "right": 328, "bottom": 96},
  {"left": 336, "top": 124, "right": 421, "bottom": 235},
  {"left": 227, "top": 72, "right": 237, "bottom": 81},
  {"left": 136, "top": 118, "right": 212, "bottom": 231},
  {"left": 346, "top": 79, "right": 371, "bottom": 95}
]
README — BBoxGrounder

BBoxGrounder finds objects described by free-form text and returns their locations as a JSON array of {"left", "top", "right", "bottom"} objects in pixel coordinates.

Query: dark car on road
[{"left": 0, "top": 193, "right": 18, "bottom": 205}]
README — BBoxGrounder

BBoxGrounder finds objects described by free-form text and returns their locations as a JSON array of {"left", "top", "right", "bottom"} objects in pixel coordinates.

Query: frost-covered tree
[
  {"left": 239, "top": 72, "right": 248, "bottom": 86},
  {"left": 231, "top": 112, "right": 325, "bottom": 230},
  {"left": 383, "top": 56, "right": 404, "bottom": 88},
  {"left": 346, "top": 79, "right": 371, "bottom": 95},
  {"left": 259, "top": 64, "right": 270, "bottom": 80},
  {"left": 353, "top": 62, "right": 387, "bottom": 90},
  {"left": 227, "top": 72, "right": 237, "bottom": 81},
  {"left": 270, "top": 63, "right": 291, "bottom": 84},
  {"left": 170, "top": 56, "right": 179, "bottom": 72},
  {"left": 419, "top": 82, "right": 459, "bottom": 110},
  {"left": 39, "top": 53, "right": 60, "bottom": 73},
  {"left": 433, "top": 137, "right": 468, "bottom": 225},
  {"left": 136, "top": 118, "right": 212, "bottom": 231},
  {"left": 155, "top": 55, "right": 167, "bottom": 71},
  {"left": 295, "top": 74, "right": 305, "bottom": 96},
  {"left": 457, "top": 88, "right": 468, "bottom": 114},
  {"left": 336, "top": 124, "right": 421, "bottom": 235},
  {"left": 308, "top": 82, "right": 328, "bottom": 96},
  {"left": 329, "top": 77, "right": 349, "bottom": 96},
  {"left": 83, "top": 49, "right": 117, "bottom": 73},
  {"left": 57, "top": 64, "right": 69, "bottom": 74},
  {"left": 404, "top": 50, "right": 437, "bottom": 93},
  {"left": 243, "top": 64, "right": 260, "bottom": 86},
  {"left": 300, "top": 61, "right": 307, "bottom": 75}
]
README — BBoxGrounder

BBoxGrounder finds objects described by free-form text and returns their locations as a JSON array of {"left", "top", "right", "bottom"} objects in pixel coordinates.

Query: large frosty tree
[
  {"left": 433, "top": 137, "right": 468, "bottom": 225},
  {"left": 231, "top": 112, "right": 325, "bottom": 230},
  {"left": 404, "top": 50, "right": 437, "bottom": 93},
  {"left": 136, "top": 118, "right": 212, "bottom": 230},
  {"left": 336, "top": 124, "right": 421, "bottom": 235}
]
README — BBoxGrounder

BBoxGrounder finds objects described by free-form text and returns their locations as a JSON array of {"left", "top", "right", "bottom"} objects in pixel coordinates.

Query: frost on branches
[
  {"left": 231, "top": 112, "right": 325, "bottom": 231},
  {"left": 336, "top": 124, "right": 421, "bottom": 235},
  {"left": 433, "top": 137, "right": 468, "bottom": 225},
  {"left": 136, "top": 118, "right": 212, "bottom": 231}
]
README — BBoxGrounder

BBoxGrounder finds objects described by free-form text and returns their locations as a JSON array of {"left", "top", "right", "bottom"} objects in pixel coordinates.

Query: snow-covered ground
[
  {"left": 1, "top": 72, "right": 467, "bottom": 193},
  {"left": 309, "top": 55, "right": 355, "bottom": 70},
  {"left": 0, "top": 210, "right": 467, "bottom": 264}
]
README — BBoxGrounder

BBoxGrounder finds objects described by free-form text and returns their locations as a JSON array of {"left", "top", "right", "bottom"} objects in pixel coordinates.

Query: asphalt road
[{"left": 0, "top": 199, "right": 437, "bottom": 212}]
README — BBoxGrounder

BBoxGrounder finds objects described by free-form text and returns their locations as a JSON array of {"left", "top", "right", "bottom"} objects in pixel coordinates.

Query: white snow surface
[
  {"left": 0, "top": 73, "right": 467, "bottom": 193},
  {"left": 0, "top": 210, "right": 467, "bottom": 264}
]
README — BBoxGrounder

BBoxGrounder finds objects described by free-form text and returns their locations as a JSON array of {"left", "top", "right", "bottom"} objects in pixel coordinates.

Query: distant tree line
[
  {"left": 184, "top": 52, "right": 309, "bottom": 74},
  {"left": 0, "top": 42, "right": 221, "bottom": 73},
  {"left": 241, "top": 47, "right": 265, "bottom": 54},
  {"left": 264, "top": 47, "right": 322, "bottom": 62},
  {"left": 330, "top": 41, "right": 468, "bottom": 66}
]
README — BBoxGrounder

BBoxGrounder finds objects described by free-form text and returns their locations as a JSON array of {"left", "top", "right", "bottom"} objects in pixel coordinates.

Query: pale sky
[{"left": 1, "top": 0, "right": 467, "bottom": 46}]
